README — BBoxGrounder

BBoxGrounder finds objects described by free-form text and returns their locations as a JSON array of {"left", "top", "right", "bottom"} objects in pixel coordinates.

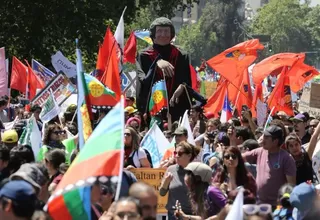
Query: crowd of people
[{"left": 0, "top": 16, "right": 319, "bottom": 220}]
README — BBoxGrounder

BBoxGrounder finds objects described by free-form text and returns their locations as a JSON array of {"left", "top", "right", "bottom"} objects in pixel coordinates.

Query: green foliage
[
  {"left": 251, "top": 0, "right": 320, "bottom": 64},
  {"left": 176, "top": 0, "right": 244, "bottom": 66}
]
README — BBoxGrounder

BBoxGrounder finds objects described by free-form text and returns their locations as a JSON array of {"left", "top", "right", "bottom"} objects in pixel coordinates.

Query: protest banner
[
  {"left": 131, "top": 168, "right": 167, "bottom": 214},
  {"left": 39, "top": 90, "right": 61, "bottom": 122},
  {"left": 299, "top": 85, "right": 320, "bottom": 118},
  {"left": 32, "top": 73, "right": 76, "bottom": 107}
]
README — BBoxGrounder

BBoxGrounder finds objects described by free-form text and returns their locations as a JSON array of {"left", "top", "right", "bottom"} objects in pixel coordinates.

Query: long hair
[
  {"left": 216, "top": 146, "right": 249, "bottom": 187},
  {"left": 43, "top": 124, "right": 62, "bottom": 146},
  {"left": 185, "top": 171, "right": 209, "bottom": 218},
  {"left": 125, "top": 126, "right": 140, "bottom": 151},
  {"left": 285, "top": 133, "right": 301, "bottom": 148}
]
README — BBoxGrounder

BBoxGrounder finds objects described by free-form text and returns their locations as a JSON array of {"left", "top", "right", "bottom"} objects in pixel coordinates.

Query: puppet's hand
[{"left": 157, "top": 59, "right": 174, "bottom": 77}]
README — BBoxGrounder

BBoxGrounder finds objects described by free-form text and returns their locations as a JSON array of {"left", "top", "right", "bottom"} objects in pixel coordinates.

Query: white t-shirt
[{"left": 129, "top": 148, "right": 147, "bottom": 168}]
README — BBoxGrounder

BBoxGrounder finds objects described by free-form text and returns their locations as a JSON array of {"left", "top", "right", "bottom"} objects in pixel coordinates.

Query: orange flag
[
  {"left": 252, "top": 53, "right": 305, "bottom": 84},
  {"left": 204, "top": 80, "right": 228, "bottom": 118},
  {"left": 11, "top": 57, "right": 27, "bottom": 93},
  {"left": 267, "top": 67, "right": 293, "bottom": 116},
  {"left": 287, "top": 62, "right": 319, "bottom": 93},
  {"left": 207, "top": 39, "right": 264, "bottom": 84}
]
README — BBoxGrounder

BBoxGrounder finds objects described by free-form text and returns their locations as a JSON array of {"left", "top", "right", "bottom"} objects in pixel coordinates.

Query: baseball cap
[
  {"left": 263, "top": 125, "right": 283, "bottom": 139},
  {"left": 185, "top": 162, "right": 212, "bottom": 184},
  {"left": 290, "top": 113, "right": 306, "bottom": 122},
  {"left": 290, "top": 182, "right": 316, "bottom": 212},
  {"left": 124, "top": 106, "right": 137, "bottom": 115},
  {"left": 1, "top": 129, "right": 18, "bottom": 143},
  {"left": 173, "top": 126, "right": 188, "bottom": 135},
  {"left": 0, "top": 180, "right": 37, "bottom": 203},
  {"left": 10, "top": 163, "right": 46, "bottom": 192}
]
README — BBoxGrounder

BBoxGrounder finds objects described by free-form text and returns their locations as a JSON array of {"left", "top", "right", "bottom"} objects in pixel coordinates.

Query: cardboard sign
[
  {"left": 310, "top": 83, "right": 320, "bottom": 108},
  {"left": 131, "top": 168, "right": 167, "bottom": 214},
  {"left": 204, "top": 81, "right": 217, "bottom": 98},
  {"left": 299, "top": 86, "right": 320, "bottom": 118},
  {"left": 32, "top": 73, "right": 76, "bottom": 107}
]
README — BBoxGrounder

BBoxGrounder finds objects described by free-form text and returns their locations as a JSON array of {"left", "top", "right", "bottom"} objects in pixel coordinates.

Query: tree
[
  {"left": 251, "top": 0, "right": 314, "bottom": 61},
  {"left": 0, "top": 0, "right": 199, "bottom": 72},
  {"left": 176, "top": 0, "right": 244, "bottom": 65}
]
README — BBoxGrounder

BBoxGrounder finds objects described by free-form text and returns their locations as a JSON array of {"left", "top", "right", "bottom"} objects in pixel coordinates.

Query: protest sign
[
  {"left": 310, "top": 83, "right": 320, "bottom": 109},
  {"left": 32, "top": 73, "right": 76, "bottom": 107},
  {"left": 39, "top": 90, "right": 61, "bottom": 122},
  {"left": 299, "top": 86, "right": 320, "bottom": 118},
  {"left": 51, "top": 51, "right": 77, "bottom": 78},
  {"left": 131, "top": 168, "right": 167, "bottom": 214}
]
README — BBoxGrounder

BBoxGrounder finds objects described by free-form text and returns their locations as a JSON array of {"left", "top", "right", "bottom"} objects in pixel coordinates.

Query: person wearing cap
[
  {"left": 1, "top": 129, "right": 19, "bottom": 150},
  {"left": 136, "top": 17, "right": 192, "bottom": 123},
  {"left": 160, "top": 126, "right": 189, "bottom": 168},
  {"left": 243, "top": 125, "right": 296, "bottom": 207},
  {"left": 0, "top": 180, "right": 37, "bottom": 219},
  {"left": 291, "top": 113, "right": 311, "bottom": 145},
  {"left": 174, "top": 162, "right": 227, "bottom": 219},
  {"left": 290, "top": 182, "right": 320, "bottom": 219}
]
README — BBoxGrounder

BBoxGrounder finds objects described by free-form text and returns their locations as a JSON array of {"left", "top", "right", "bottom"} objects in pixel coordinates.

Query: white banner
[
  {"left": 0, "top": 48, "right": 8, "bottom": 96},
  {"left": 51, "top": 51, "right": 77, "bottom": 78}
]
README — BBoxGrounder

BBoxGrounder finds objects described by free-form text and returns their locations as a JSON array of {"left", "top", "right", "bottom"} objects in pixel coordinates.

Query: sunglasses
[
  {"left": 224, "top": 154, "right": 237, "bottom": 160},
  {"left": 174, "top": 151, "right": 186, "bottom": 157},
  {"left": 124, "top": 133, "right": 131, "bottom": 137},
  {"left": 53, "top": 130, "right": 66, "bottom": 135},
  {"left": 243, "top": 204, "right": 272, "bottom": 216}
]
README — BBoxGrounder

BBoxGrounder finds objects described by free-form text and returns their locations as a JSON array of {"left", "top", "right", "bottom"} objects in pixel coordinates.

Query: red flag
[
  {"left": 267, "top": 67, "right": 293, "bottom": 116},
  {"left": 11, "top": 57, "right": 27, "bottom": 93},
  {"left": 26, "top": 63, "right": 45, "bottom": 100},
  {"left": 207, "top": 39, "right": 264, "bottom": 84},
  {"left": 96, "top": 28, "right": 114, "bottom": 80},
  {"left": 124, "top": 32, "right": 137, "bottom": 64},
  {"left": 100, "top": 32, "right": 121, "bottom": 104},
  {"left": 189, "top": 64, "right": 198, "bottom": 92},
  {"left": 204, "top": 80, "right": 228, "bottom": 118},
  {"left": 252, "top": 53, "right": 305, "bottom": 84}
]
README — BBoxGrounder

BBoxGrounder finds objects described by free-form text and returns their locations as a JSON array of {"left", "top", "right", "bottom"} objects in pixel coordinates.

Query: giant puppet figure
[{"left": 136, "top": 17, "right": 192, "bottom": 122}]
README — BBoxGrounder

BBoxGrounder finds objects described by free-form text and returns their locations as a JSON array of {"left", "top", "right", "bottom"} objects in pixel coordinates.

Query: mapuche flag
[{"left": 149, "top": 80, "right": 168, "bottom": 116}]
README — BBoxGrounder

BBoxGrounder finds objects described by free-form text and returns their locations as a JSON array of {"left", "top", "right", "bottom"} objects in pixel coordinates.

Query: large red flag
[
  {"left": 204, "top": 80, "right": 228, "bottom": 118},
  {"left": 252, "top": 53, "right": 305, "bottom": 84},
  {"left": 96, "top": 28, "right": 114, "bottom": 80},
  {"left": 189, "top": 64, "right": 198, "bottom": 92},
  {"left": 207, "top": 39, "right": 264, "bottom": 84},
  {"left": 26, "top": 64, "right": 45, "bottom": 100},
  {"left": 267, "top": 67, "right": 293, "bottom": 116},
  {"left": 124, "top": 32, "right": 137, "bottom": 64},
  {"left": 11, "top": 57, "right": 27, "bottom": 93},
  {"left": 100, "top": 33, "right": 121, "bottom": 104}
]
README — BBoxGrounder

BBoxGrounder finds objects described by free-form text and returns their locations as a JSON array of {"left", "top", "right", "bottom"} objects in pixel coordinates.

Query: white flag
[
  {"left": 51, "top": 51, "right": 77, "bottom": 78},
  {"left": 181, "top": 110, "right": 196, "bottom": 145},
  {"left": 114, "top": 7, "right": 127, "bottom": 50},
  {"left": 225, "top": 187, "right": 244, "bottom": 220},
  {"left": 141, "top": 123, "right": 170, "bottom": 168}
]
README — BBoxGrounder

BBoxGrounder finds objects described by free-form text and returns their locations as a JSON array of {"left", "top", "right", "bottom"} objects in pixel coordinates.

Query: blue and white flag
[
  {"left": 140, "top": 123, "right": 170, "bottom": 168},
  {"left": 32, "top": 59, "right": 55, "bottom": 83}
]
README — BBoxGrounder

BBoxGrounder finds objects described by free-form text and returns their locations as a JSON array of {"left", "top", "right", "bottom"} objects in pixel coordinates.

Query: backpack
[{"left": 127, "top": 149, "right": 153, "bottom": 168}]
